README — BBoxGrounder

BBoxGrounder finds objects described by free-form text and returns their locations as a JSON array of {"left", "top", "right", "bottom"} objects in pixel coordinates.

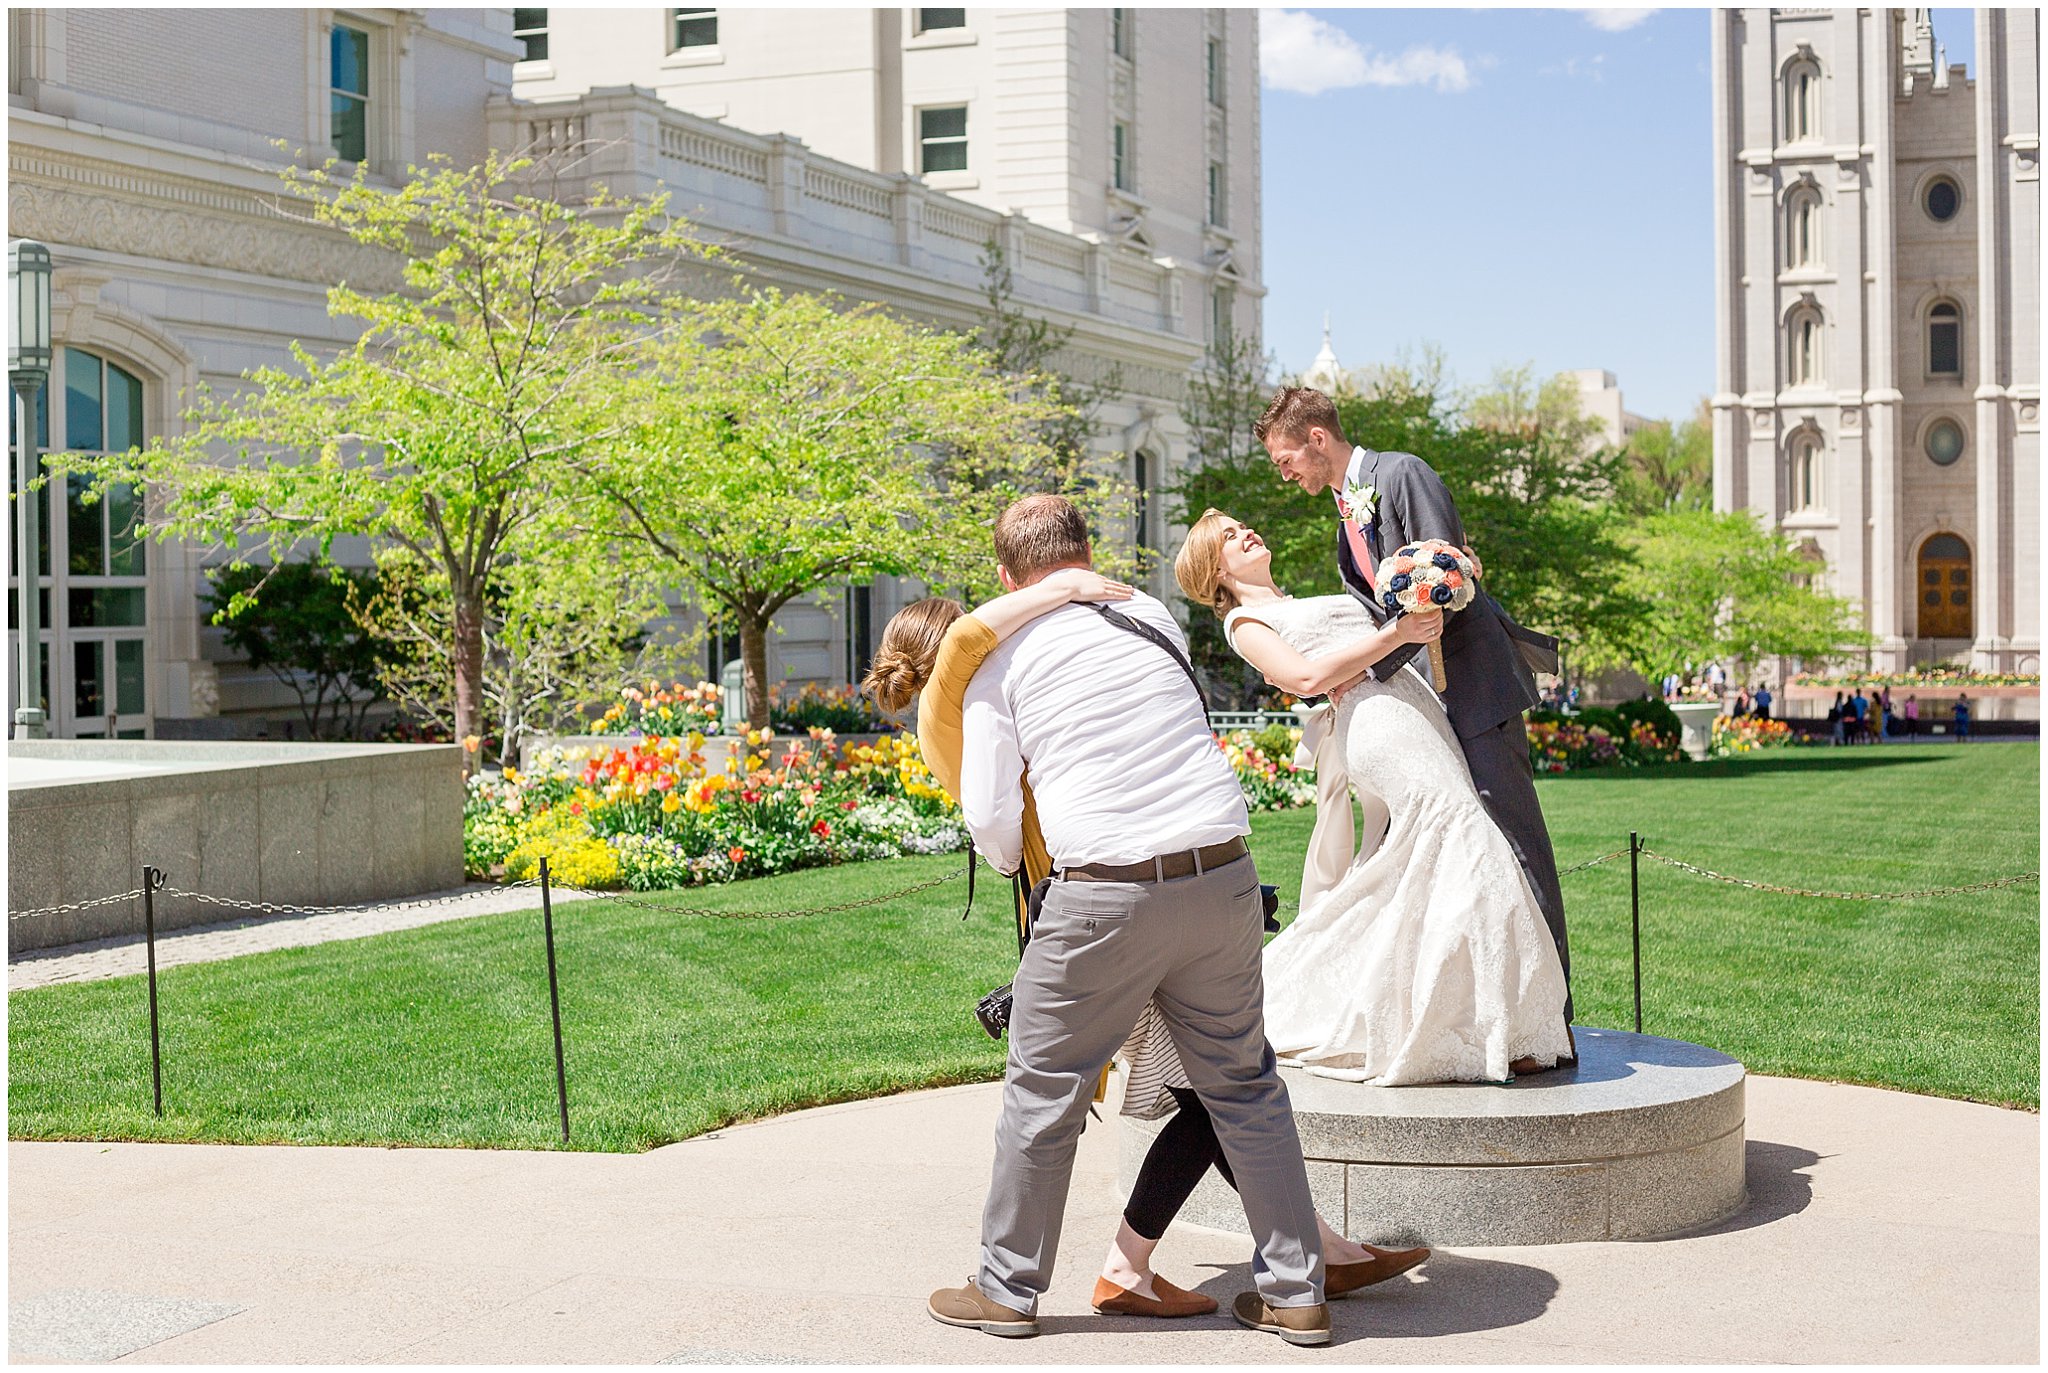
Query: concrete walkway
[
  {"left": 7, "top": 1074, "right": 2036, "bottom": 1364},
  {"left": 8, "top": 883, "right": 601, "bottom": 994}
]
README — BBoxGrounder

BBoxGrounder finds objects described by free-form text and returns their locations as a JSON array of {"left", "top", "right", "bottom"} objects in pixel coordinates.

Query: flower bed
[
  {"left": 1791, "top": 669, "right": 2040, "bottom": 690},
  {"left": 465, "top": 727, "right": 966, "bottom": 890},
  {"left": 1218, "top": 726, "right": 1316, "bottom": 811},
  {"left": 465, "top": 715, "right": 1327, "bottom": 889},
  {"left": 1711, "top": 713, "right": 1804, "bottom": 757},
  {"left": 1526, "top": 704, "right": 1687, "bottom": 774}
]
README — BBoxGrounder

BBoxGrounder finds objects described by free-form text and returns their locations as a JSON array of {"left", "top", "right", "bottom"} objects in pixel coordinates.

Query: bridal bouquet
[{"left": 1375, "top": 539, "right": 1477, "bottom": 691}]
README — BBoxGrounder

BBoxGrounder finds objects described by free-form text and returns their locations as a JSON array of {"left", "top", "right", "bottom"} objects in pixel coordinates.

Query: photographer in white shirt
[{"left": 925, "top": 495, "right": 1331, "bottom": 1348}]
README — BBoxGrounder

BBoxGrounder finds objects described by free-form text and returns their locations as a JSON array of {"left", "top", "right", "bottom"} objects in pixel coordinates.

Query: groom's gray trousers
[{"left": 976, "top": 853, "right": 1325, "bottom": 1315}]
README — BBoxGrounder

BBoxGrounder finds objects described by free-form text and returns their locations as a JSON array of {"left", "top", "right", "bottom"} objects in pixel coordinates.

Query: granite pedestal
[{"left": 1119, "top": 1028, "right": 1746, "bottom": 1246}]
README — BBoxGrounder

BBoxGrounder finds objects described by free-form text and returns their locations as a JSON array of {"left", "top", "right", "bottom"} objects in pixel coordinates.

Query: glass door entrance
[{"left": 7, "top": 346, "right": 151, "bottom": 737}]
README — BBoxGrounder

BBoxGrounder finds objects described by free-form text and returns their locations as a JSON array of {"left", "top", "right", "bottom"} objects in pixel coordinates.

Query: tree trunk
[
  {"left": 453, "top": 585, "right": 487, "bottom": 775},
  {"left": 740, "top": 612, "right": 772, "bottom": 731}
]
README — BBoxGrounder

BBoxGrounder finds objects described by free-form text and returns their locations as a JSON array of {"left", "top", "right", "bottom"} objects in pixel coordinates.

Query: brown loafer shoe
[
  {"left": 1231, "top": 1291, "right": 1331, "bottom": 1346},
  {"left": 1092, "top": 1274, "right": 1219, "bottom": 1318},
  {"left": 1326, "top": 1243, "right": 1430, "bottom": 1297},
  {"left": 928, "top": 1283, "right": 1038, "bottom": 1338}
]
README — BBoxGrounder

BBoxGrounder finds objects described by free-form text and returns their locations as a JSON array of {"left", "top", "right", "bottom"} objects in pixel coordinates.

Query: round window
[
  {"left": 1926, "top": 419, "right": 1965, "bottom": 466},
  {"left": 1925, "top": 178, "right": 1961, "bottom": 222}
]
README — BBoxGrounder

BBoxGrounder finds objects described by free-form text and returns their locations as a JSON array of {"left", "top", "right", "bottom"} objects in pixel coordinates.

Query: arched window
[
  {"left": 1788, "top": 189, "right": 1821, "bottom": 269},
  {"left": 1789, "top": 434, "right": 1823, "bottom": 513},
  {"left": 1928, "top": 300, "right": 1962, "bottom": 376},
  {"left": 1785, "top": 60, "right": 1822, "bottom": 143},
  {"left": 1788, "top": 308, "right": 1824, "bottom": 387},
  {"left": 1917, "top": 532, "right": 1971, "bottom": 639}
]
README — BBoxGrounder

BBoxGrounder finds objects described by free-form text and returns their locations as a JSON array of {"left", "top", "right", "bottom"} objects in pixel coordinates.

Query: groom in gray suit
[{"left": 1255, "top": 386, "right": 1576, "bottom": 1037}]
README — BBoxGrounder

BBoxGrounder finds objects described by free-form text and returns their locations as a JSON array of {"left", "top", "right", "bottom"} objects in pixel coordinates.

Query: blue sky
[{"left": 1257, "top": 7, "right": 1979, "bottom": 424}]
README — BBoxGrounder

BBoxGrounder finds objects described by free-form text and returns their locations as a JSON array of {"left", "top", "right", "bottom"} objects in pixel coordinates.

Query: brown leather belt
[{"left": 1061, "top": 836, "right": 1249, "bottom": 884}]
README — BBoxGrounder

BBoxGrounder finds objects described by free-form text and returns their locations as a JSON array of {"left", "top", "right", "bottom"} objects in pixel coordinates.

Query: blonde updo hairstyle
[
  {"left": 862, "top": 596, "right": 966, "bottom": 715},
  {"left": 1173, "top": 508, "right": 1244, "bottom": 619}
]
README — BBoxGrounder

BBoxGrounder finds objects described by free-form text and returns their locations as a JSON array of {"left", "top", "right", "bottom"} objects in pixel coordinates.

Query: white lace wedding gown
[{"left": 1228, "top": 595, "right": 1571, "bottom": 1085}]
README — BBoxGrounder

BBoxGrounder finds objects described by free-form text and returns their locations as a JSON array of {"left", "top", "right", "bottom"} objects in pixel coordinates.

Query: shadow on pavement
[
  {"left": 1679, "top": 1139, "right": 1823, "bottom": 1237},
  {"left": 1060, "top": 1251, "right": 1556, "bottom": 1345}
]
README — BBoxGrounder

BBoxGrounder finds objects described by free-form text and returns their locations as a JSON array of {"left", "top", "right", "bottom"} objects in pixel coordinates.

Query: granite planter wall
[{"left": 7, "top": 741, "right": 464, "bottom": 954}]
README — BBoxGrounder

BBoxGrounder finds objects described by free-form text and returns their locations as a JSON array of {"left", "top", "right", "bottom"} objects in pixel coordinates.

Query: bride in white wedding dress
[{"left": 1174, "top": 509, "right": 1571, "bottom": 1086}]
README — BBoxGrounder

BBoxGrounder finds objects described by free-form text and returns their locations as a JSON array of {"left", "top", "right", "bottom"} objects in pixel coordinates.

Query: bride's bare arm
[
  {"left": 969, "top": 567, "right": 1133, "bottom": 642},
  {"left": 1232, "top": 611, "right": 1443, "bottom": 697}
]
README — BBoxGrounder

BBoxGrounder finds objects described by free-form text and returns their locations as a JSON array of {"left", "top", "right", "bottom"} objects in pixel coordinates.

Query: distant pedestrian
[
  {"left": 1829, "top": 691, "right": 1846, "bottom": 745},
  {"left": 1851, "top": 690, "right": 1870, "bottom": 742},
  {"left": 1904, "top": 694, "right": 1919, "bottom": 739},
  {"left": 1877, "top": 687, "right": 1892, "bottom": 740},
  {"left": 1954, "top": 693, "right": 1972, "bottom": 742},
  {"left": 1734, "top": 688, "right": 1752, "bottom": 718},
  {"left": 1753, "top": 684, "right": 1773, "bottom": 720}
]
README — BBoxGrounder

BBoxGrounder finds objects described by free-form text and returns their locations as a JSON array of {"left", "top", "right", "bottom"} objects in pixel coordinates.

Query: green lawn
[{"left": 8, "top": 745, "right": 2037, "bottom": 1153}]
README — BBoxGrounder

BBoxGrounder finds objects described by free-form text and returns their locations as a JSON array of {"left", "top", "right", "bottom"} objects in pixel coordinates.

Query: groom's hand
[
  {"left": 1461, "top": 544, "right": 1484, "bottom": 581},
  {"left": 1328, "top": 670, "right": 1370, "bottom": 707}
]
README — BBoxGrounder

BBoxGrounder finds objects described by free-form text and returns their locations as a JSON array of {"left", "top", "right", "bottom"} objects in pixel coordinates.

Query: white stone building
[
  {"left": 1567, "top": 369, "right": 1649, "bottom": 450},
  {"left": 7, "top": 7, "right": 1261, "bottom": 737},
  {"left": 1711, "top": 8, "right": 2039, "bottom": 674}
]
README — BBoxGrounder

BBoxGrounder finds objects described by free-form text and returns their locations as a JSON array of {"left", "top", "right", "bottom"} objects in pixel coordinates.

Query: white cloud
[
  {"left": 1574, "top": 8, "right": 1656, "bottom": 32},
  {"left": 1261, "top": 9, "right": 1476, "bottom": 96},
  {"left": 1542, "top": 53, "right": 1608, "bottom": 81}
]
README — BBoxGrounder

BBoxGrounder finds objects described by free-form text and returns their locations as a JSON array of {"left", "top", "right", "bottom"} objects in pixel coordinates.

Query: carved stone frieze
[{"left": 8, "top": 178, "right": 402, "bottom": 292}]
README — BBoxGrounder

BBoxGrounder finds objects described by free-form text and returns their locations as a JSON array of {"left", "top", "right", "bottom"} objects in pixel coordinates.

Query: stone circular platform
[{"left": 1119, "top": 1027, "right": 1746, "bottom": 1247}]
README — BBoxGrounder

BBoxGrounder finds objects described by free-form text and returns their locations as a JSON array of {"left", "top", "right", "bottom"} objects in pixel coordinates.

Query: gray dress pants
[
  {"left": 1462, "top": 714, "right": 1573, "bottom": 1023},
  {"left": 976, "top": 853, "right": 1324, "bottom": 1315}
]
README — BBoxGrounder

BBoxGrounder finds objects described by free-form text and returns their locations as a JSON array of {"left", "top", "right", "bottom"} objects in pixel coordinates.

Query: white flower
[{"left": 1338, "top": 481, "right": 1379, "bottom": 525}]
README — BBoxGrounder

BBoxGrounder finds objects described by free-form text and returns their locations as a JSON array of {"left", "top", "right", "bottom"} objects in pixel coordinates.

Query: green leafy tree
[
  {"left": 597, "top": 289, "right": 1063, "bottom": 729},
  {"left": 203, "top": 560, "right": 385, "bottom": 740},
  {"left": 59, "top": 152, "right": 704, "bottom": 765},
  {"left": 969, "top": 240, "right": 1138, "bottom": 569},
  {"left": 1618, "top": 398, "right": 1714, "bottom": 517},
  {"left": 1615, "top": 508, "right": 1868, "bottom": 680}
]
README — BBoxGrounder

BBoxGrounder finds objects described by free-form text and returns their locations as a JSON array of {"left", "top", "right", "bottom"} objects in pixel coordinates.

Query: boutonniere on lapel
[{"left": 1337, "top": 481, "right": 1379, "bottom": 526}]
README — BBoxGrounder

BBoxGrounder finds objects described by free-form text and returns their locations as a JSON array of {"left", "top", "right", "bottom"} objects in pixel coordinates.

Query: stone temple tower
[{"left": 1711, "top": 8, "right": 2039, "bottom": 673}]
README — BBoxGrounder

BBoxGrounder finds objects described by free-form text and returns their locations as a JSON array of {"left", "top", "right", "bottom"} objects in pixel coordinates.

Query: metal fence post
[
  {"left": 141, "top": 865, "right": 166, "bottom": 1116},
  {"left": 539, "top": 857, "right": 570, "bottom": 1145},
  {"left": 1629, "top": 832, "right": 1643, "bottom": 1035}
]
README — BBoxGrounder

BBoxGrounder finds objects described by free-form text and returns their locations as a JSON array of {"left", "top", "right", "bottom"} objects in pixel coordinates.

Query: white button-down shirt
[{"left": 959, "top": 592, "right": 1250, "bottom": 875}]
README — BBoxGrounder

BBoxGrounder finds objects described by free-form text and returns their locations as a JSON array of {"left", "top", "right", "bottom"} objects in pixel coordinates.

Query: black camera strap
[{"left": 1091, "top": 603, "right": 1205, "bottom": 704}]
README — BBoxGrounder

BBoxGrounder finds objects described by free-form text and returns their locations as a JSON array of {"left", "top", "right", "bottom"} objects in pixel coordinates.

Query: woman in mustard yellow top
[{"left": 865, "top": 574, "right": 1425, "bottom": 1318}]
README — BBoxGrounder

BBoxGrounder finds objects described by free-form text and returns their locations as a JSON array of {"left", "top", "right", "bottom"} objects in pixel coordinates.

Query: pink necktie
[{"left": 1337, "top": 495, "right": 1376, "bottom": 592}]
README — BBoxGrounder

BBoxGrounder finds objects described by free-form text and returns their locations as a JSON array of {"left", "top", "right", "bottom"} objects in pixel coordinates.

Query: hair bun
[{"left": 863, "top": 648, "right": 921, "bottom": 715}]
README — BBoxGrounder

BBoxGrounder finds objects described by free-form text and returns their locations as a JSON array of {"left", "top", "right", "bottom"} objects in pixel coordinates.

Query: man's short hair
[
  {"left": 993, "top": 494, "right": 1091, "bottom": 582},
  {"left": 1254, "top": 385, "right": 1348, "bottom": 447}
]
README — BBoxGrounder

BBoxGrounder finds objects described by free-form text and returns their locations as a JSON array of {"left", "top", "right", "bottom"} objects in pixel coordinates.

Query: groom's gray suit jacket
[
  {"left": 1336, "top": 447, "right": 1560, "bottom": 742},
  {"left": 1337, "top": 447, "right": 1575, "bottom": 1019}
]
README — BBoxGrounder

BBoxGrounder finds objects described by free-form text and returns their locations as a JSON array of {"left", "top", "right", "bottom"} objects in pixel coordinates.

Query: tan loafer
[
  {"left": 1091, "top": 1274, "right": 1219, "bottom": 1318},
  {"left": 1231, "top": 1291, "right": 1331, "bottom": 1346},
  {"left": 928, "top": 1283, "right": 1038, "bottom": 1338},
  {"left": 1326, "top": 1242, "right": 1430, "bottom": 1297}
]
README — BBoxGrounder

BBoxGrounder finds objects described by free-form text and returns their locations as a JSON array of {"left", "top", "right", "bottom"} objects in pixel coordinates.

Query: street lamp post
[{"left": 10, "top": 239, "right": 52, "bottom": 740}]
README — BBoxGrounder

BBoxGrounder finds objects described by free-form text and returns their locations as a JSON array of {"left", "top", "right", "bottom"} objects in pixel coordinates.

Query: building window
[
  {"left": 1785, "top": 60, "right": 1820, "bottom": 143},
  {"left": 1925, "top": 417, "right": 1966, "bottom": 467},
  {"left": 918, "top": 105, "right": 968, "bottom": 174},
  {"left": 330, "top": 22, "right": 370, "bottom": 164},
  {"left": 1789, "top": 309, "right": 1823, "bottom": 387},
  {"left": 844, "top": 584, "right": 874, "bottom": 687},
  {"left": 916, "top": 8, "right": 965, "bottom": 31},
  {"left": 1133, "top": 450, "right": 1153, "bottom": 553},
  {"left": 8, "top": 346, "right": 149, "bottom": 737},
  {"left": 1207, "top": 162, "right": 1226, "bottom": 227},
  {"left": 1207, "top": 37, "right": 1224, "bottom": 106},
  {"left": 671, "top": 8, "right": 716, "bottom": 50},
  {"left": 1111, "top": 8, "right": 1131, "bottom": 60},
  {"left": 1924, "top": 176, "right": 1961, "bottom": 223},
  {"left": 1112, "top": 122, "right": 1131, "bottom": 192},
  {"left": 1789, "top": 435, "right": 1822, "bottom": 512},
  {"left": 512, "top": 9, "right": 548, "bottom": 62},
  {"left": 1210, "top": 286, "right": 1234, "bottom": 347},
  {"left": 1928, "top": 301, "right": 1962, "bottom": 376},
  {"left": 1789, "top": 190, "right": 1820, "bottom": 269}
]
